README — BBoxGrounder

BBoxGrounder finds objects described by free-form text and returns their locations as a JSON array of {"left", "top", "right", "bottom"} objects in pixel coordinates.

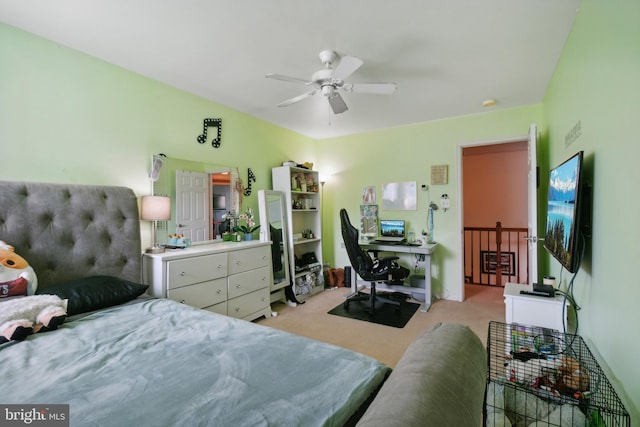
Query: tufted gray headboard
[{"left": 0, "top": 181, "right": 142, "bottom": 289}]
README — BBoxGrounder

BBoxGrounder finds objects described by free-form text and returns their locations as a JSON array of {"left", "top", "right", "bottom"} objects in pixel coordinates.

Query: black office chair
[{"left": 340, "top": 208, "right": 410, "bottom": 315}]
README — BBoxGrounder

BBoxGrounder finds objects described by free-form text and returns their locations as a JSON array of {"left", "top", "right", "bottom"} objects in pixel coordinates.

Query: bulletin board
[{"left": 381, "top": 181, "right": 417, "bottom": 210}]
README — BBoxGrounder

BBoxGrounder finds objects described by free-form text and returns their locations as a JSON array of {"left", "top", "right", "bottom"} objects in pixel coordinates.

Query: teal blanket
[{"left": 0, "top": 299, "right": 390, "bottom": 426}]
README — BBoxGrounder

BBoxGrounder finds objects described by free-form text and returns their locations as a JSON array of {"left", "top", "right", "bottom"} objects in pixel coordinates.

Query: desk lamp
[
  {"left": 427, "top": 201, "right": 438, "bottom": 243},
  {"left": 141, "top": 195, "right": 171, "bottom": 253}
]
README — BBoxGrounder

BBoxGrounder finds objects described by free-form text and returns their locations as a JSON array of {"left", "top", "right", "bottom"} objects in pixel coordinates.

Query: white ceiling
[{"left": 0, "top": 0, "right": 581, "bottom": 140}]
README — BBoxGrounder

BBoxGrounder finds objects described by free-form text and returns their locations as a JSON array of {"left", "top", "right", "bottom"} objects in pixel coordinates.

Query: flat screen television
[{"left": 543, "top": 151, "right": 589, "bottom": 273}]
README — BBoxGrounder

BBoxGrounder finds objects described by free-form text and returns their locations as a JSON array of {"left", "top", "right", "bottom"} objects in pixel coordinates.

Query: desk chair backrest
[{"left": 340, "top": 208, "right": 375, "bottom": 280}]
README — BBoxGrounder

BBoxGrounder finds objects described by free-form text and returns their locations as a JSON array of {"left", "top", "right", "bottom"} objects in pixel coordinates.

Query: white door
[
  {"left": 526, "top": 123, "right": 539, "bottom": 284},
  {"left": 175, "top": 171, "right": 209, "bottom": 241}
]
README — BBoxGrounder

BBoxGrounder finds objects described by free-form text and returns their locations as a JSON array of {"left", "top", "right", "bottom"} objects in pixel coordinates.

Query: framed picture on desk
[{"left": 360, "top": 204, "right": 378, "bottom": 238}]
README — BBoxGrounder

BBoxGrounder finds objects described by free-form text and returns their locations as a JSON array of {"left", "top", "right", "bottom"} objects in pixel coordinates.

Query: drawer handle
[
  {"left": 180, "top": 299, "right": 186, "bottom": 304},
  {"left": 236, "top": 284, "right": 241, "bottom": 289},
  {"left": 234, "top": 307, "right": 240, "bottom": 312},
  {"left": 216, "top": 289, "right": 222, "bottom": 294},
  {"left": 217, "top": 264, "right": 223, "bottom": 269},
  {"left": 180, "top": 272, "right": 186, "bottom": 277},
  {"left": 236, "top": 261, "right": 241, "bottom": 266}
]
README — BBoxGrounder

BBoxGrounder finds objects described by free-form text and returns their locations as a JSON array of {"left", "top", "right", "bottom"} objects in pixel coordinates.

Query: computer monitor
[{"left": 379, "top": 220, "right": 405, "bottom": 239}]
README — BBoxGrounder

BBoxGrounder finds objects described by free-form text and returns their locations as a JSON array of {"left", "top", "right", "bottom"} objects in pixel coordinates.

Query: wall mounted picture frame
[
  {"left": 481, "top": 251, "right": 516, "bottom": 276},
  {"left": 430, "top": 165, "right": 448, "bottom": 185},
  {"left": 362, "top": 185, "right": 376, "bottom": 204}
]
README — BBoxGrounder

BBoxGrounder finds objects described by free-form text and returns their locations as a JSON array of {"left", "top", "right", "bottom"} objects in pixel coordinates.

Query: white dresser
[{"left": 143, "top": 241, "right": 273, "bottom": 321}]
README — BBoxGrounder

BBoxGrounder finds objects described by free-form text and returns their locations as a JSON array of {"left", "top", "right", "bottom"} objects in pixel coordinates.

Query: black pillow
[{"left": 36, "top": 275, "right": 148, "bottom": 315}]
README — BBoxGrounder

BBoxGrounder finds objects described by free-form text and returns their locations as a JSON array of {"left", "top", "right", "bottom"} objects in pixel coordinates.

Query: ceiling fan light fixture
[
  {"left": 321, "top": 85, "right": 334, "bottom": 96},
  {"left": 482, "top": 99, "right": 497, "bottom": 107},
  {"left": 328, "top": 92, "right": 348, "bottom": 114}
]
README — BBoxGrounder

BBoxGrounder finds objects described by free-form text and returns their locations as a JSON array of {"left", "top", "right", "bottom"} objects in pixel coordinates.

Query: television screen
[{"left": 543, "top": 151, "right": 586, "bottom": 273}]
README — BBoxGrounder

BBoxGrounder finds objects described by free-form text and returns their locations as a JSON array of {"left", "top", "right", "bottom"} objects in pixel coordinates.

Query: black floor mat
[{"left": 327, "top": 295, "right": 420, "bottom": 328}]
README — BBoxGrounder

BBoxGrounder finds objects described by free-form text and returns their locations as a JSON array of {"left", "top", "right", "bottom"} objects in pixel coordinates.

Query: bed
[{"left": 0, "top": 181, "right": 390, "bottom": 426}]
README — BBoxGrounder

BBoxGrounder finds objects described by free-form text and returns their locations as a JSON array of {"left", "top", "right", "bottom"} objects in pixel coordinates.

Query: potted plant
[{"left": 234, "top": 208, "right": 260, "bottom": 240}]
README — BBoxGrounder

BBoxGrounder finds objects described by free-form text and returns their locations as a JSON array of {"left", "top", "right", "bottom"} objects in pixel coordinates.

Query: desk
[
  {"left": 351, "top": 241, "right": 438, "bottom": 312},
  {"left": 503, "top": 283, "right": 569, "bottom": 331}
]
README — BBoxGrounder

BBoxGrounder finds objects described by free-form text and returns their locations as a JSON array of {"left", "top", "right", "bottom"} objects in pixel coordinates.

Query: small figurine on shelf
[
  {"left": 305, "top": 174, "right": 314, "bottom": 192},
  {"left": 300, "top": 175, "right": 307, "bottom": 192}
]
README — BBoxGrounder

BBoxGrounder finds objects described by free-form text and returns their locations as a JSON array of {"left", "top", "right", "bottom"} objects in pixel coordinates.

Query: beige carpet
[{"left": 257, "top": 284, "right": 505, "bottom": 368}]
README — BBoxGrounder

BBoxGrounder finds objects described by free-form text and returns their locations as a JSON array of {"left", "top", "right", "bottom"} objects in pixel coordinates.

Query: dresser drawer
[
  {"left": 167, "top": 278, "right": 227, "bottom": 308},
  {"left": 167, "top": 253, "right": 227, "bottom": 289},
  {"left": 228, "top": 246, "right": 270, "bottom": 275},
  {"left": 204, "top": 301, "right": 227, "bottom": 316},
  {"left": 227, "top": 287, "right": 269, "bottom": 319},
  {"left": 228, "top": 266, "right": 270, "bottom": 299}
]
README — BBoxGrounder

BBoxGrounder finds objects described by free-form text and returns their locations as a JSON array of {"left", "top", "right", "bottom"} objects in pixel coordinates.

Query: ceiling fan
[{"left": 266, "top": 50, "right": 396, "bottom": 115}]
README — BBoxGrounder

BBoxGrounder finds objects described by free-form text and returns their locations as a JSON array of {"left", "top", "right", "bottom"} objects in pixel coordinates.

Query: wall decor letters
[{"left": 243, "top": 168, "right": 256, "bottom": 196}]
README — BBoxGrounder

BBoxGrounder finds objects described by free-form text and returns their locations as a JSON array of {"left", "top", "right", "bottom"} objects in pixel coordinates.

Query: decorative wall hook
[
  {"left": 243, "top": 168, "right": 256, "bottom": 196},
  {"left": 197, "top": 118, "right": 222, "bottom": 148}
]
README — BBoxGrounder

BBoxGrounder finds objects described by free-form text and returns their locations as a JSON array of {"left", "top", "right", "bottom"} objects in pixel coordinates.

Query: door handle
[{"left": 524, "top": 236, "right": 544, "bottom": 243}]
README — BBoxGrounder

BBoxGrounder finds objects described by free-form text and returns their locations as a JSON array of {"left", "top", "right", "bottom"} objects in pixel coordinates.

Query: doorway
[{"left": 457, "top": 127, "right": 537, "bottom": 301}]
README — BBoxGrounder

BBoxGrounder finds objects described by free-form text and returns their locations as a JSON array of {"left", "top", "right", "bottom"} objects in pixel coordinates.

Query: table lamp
[{"left": 141, "top": 195, "right": 171, "bottom": 253}]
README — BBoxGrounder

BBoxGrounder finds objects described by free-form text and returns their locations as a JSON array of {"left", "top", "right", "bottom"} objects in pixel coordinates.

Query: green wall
[
  {"left": 540, "top": 0, "right": 639, "bottom": 421},
  {"left": 318, "top": 105, "right": 542, "bottom": 302},
  {"left": 0, "top": 23, "right": 315, "bottom": 248},
  {"left": 2, "top": 0, "right": 638, "bottom": 418}
]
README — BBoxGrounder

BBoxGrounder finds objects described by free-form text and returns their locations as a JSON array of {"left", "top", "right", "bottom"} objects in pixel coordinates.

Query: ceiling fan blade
[
  {"left": 331, "top": 55, "right": 363, "bottom": 81},
  {"left": 344, "top": 82, "right": 397, "bottom": 95},
  {"left": 327, "top": 92, "right": 348, "bottom": 114},
  {"left": 266, "top": 73, "right": 311, "bottom": 85},
  {"left": 277, "top": 90, "right": 317, "bottom": 107}
]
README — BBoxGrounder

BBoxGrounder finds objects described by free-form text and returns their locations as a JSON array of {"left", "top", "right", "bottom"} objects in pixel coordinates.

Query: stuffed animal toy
[
  {"left": 557, "top": 356, "right": 590, "bottom": 393},
  {"left": 0, "top": 240, "right": 38, "bottom": 298},
  {"left": 0, "top": 294, "right": 68, "bottom": 343}
]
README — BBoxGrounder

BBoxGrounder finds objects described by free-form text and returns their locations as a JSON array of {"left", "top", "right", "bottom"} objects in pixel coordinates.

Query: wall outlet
[{"left": 441, "top": 194, "right": 450, "bottom": 211}]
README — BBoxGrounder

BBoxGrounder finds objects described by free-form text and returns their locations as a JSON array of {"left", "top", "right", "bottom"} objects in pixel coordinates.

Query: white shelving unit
[{"left": 272, "top": 165, "right": 323, "bottom": 300}]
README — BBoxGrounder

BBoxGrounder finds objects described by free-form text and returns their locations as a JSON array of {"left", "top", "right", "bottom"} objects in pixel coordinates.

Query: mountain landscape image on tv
[{"left": 544, "top": 151, "right": 584, "bottom": 273}]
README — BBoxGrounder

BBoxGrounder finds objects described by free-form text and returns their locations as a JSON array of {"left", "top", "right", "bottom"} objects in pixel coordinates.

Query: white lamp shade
[{"left": 141, "top": 196, "right": 171, "bottom": 221}]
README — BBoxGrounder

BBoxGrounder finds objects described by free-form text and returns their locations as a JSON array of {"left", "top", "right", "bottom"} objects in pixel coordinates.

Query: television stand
[{"left": 503, "top": 283, "right": 569, "bottom": 331}]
